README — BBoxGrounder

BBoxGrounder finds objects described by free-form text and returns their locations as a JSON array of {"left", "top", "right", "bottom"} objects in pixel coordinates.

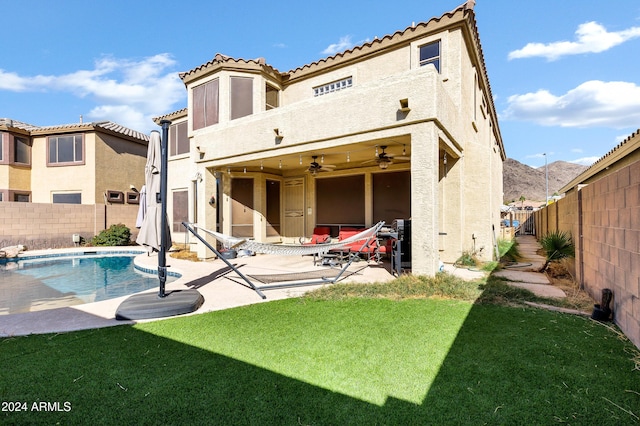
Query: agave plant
[{"left": 539, "top": 230, "right": 575, "bottom": 272}]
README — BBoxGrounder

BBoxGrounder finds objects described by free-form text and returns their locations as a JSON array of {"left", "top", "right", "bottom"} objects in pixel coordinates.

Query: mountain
[{"left": 503, "top": 158, "right": 588, "bottom": 205}]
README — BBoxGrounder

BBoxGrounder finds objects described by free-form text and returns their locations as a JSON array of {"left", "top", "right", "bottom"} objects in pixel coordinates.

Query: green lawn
[{"left": 1, "top": 286, "right": 638, "bottom": 425}]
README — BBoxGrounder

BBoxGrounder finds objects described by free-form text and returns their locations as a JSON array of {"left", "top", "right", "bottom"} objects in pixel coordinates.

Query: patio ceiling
[{"left": 212, "top": 136, "right": 413, "bottom": 176}]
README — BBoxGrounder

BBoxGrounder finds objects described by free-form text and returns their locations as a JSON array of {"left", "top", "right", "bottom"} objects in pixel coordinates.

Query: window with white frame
[
  {"left": 419, "top": 40, "right": 440, "bottom": 72},
  {"left": 313, "top": 77, "right": 352, "bottom": 97},
  {"left": 48, "top": 134, "right": 84, "bottom": 165}
]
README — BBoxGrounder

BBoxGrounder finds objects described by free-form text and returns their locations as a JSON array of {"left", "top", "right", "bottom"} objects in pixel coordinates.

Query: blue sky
[{"left": 1, "top": 0, "right": 639, "bottom": 168}]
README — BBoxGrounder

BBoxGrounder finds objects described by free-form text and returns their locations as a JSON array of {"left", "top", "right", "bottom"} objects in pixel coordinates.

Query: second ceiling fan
[
  {"left": 361, "top": 146, "right": 410, "bottom": 169},
  {"left": 307, "top": 155, "right": 336, "bottom": 175}
]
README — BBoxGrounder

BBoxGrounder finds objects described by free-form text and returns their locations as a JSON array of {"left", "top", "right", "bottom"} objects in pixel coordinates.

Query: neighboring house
[
  {"left": 0, "top": 118, "right": 149, "bottom": 205},
  {"left": 160, "top": 2, "right": 505, "bottom": 275}
]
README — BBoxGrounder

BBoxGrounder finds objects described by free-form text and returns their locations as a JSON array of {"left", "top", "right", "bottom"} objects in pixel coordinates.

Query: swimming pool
[{"left": 0, "top": 253, "right": 178, "bottom": 315}]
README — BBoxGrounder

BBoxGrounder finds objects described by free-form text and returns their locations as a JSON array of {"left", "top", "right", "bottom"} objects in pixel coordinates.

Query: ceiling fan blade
[
  {"left": 361, "top": 159, "right": 377, "bottom": 165},
  {"left": 392, "top": 156, "right": 411, "bottom": 161}
]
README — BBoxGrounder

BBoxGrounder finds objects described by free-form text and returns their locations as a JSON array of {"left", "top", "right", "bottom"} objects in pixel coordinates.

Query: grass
[{"left": 1, "top": 267, "right": 639, "bottom": 424}]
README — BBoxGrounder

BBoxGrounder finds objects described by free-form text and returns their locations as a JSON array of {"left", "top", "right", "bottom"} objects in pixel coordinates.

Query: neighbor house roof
[
  {"left": 0, "top": 118, "right": 149, "bottom": 144},
  {"left": 153, "top": 108, "right": 188, "bottom": 125},
  {"left": 560, "top": 128, "right": 640, "bottom": 193}
]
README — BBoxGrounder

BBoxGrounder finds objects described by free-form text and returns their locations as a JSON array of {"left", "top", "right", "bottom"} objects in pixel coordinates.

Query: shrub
[
  {"left": 455, "top": 250, "right": 479, "bottom": 267},
  {"left": 92, "top": 224, "right": 132, "bottom": 246},
  {"left": 539, "top": 230, "right": 574, "bottom": 272}
]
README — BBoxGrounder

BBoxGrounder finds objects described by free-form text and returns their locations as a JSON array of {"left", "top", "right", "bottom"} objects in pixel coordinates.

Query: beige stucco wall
[
  {"left": 27, "top": 131, "right": 146, "bottom": 205},
  {"left": 192, "top": 67, "right": 445, "bottom": 164},
  {"left": 8, "top": 165, "right": 31, "bottom": 193},
  {"left": 94, "top": 133, "right": 147, "bottom": 204},
  {"left": 30, "top": 133, "right": 97, "bottom": 204},
  {"left": 177, "top": 12, "right": 504, "bottom": 274}
]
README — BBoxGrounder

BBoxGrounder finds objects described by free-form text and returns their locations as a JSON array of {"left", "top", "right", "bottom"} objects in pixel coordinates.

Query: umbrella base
[{"left": 115, "top": 289, "right": 204, "bottom": 320}]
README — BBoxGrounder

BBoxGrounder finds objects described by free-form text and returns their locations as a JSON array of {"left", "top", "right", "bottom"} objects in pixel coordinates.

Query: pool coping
[{"left": 1, "top": 246, "right": 182, "bottom": 278}]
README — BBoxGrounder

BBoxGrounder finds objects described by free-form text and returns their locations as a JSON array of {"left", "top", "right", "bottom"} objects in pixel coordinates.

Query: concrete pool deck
[{"left": 0, "top": 249, "right": 399, "bottom": 337}]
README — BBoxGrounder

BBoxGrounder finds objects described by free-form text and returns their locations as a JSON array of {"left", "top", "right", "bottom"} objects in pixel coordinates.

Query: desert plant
[
  {"left": 91, "top": 224, "right": 131, "bottom": 246},
  {"left": 455, "top": 250, "right": 479, "bottom": 268},
  {"left": 539, "top": 230, "right": 574, "bottom": 272}
]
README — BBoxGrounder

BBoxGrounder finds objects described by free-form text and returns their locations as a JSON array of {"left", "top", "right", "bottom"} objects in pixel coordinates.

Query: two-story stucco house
[
  {"left": 0, "top": 119, "right": 149, "bottom": 205},
  {"left": 159, "top": 2, "right": 505, "bottom": 275}
]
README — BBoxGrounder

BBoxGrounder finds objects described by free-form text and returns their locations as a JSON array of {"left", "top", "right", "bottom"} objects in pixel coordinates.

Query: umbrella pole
[{"left": 158, "top": 119, "right": 172, "bottom": 297}]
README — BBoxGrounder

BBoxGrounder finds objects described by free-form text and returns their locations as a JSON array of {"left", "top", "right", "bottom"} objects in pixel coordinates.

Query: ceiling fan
[
  {"left": 361, "top": 146, "right": 410, "bottom": 169},
  {"left": 307, "top": 155, "right": 336, "bottom": 175}
]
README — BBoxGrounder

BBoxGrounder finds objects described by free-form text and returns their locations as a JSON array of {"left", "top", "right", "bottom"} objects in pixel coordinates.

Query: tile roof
[
  {"left": 0, "top": 118, "right": 149, "bottom": 143},
  {"left": 173, "top": 1, "right": 504, "bottom": 158},
  {"left": 179, "top": 54, "right": 279, "bottom": 83},
  {"left": 288, "top": 2, "right": 474, "bottom": 75},
  {"left": 180, "top": 2, "right": 477, "bottom": 79},
  {"left": 0, "top": 118, "right": 40, "bottom": 131},
  {"left": 153, "top": 107, "right": 188, "bottom": 124}
]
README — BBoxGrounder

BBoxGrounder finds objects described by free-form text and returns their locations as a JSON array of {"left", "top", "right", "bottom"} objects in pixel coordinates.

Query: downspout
[{"left": 577, "top": 185, "right": 585, "bottom": 290}]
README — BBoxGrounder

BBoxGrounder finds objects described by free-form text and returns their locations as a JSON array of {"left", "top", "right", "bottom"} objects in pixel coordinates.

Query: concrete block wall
[
  {"left": 0, "top": 202, "right": 140, "bottom": 249},
  {"left": 535, "top": 160, "right": 640, "bottom": 349}
]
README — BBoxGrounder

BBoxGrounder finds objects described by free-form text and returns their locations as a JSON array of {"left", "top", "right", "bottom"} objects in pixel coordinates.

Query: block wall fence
[
  {"left": 534, "top": 160, "right": 640, "bottom": 349},
  {"left": 0, "top": 202, "right": 140, "bottom": 249}
]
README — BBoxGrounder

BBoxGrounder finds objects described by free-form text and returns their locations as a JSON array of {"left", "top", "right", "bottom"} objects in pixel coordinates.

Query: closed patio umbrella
[
  {"left": 116, "top": 120, "right": 203, "bottom": 318},
  {"left": 136, "top": 128, "right": 172, "bottom": 296}
]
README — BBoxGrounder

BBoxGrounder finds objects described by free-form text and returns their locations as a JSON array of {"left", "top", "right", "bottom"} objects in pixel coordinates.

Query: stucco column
[
  {"left": 196, "top": 167, "right": 218, "bottom": 259},
  {"left": 410, "top": 123, "right": 439, "bottom": 275}
]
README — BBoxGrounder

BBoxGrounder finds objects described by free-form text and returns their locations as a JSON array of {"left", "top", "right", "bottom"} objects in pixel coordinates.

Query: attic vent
[{"left": 313, "top": 77, "right": 353, "bottom": 97}]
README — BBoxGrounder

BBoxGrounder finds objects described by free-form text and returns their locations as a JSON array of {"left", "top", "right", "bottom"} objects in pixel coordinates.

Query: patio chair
[
  {"left": 300, "top": 226, "right": 331, "bottom": 245},
  {"left": 320, "top": 227, "right": 385, "bottom": 265}
]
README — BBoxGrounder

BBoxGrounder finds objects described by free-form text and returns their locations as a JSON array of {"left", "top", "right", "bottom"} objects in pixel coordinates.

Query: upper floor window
[
  {"left": 14, "top": 136, "right": 31, "bottom": 165},
  {"left": 48, "top": 134, "right": 84, "bottom": 165},
  {"left": 266, "top": 83, "right": 279, "bottom": 110},
  {"left": 314, "top": 77, "right": 352, "bottom": 97},
  {"left": 419, "top": 40, "right": 440, "bottom": 72},
  {"left": 169, "top": 121, "right": 189, "bottom": 156},
  {"left": 230, "top": 76, "right": 253, "bottom": 120},
  {"left": 193, "top": 79, "right": 219, "bottom": 130}
]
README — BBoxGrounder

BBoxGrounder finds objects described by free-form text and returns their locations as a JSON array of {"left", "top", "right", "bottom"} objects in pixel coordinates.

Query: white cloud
[
  {"left": 526, "top": 152, "right": 553, "bottom": 159},
  {"left": 0, "top": 54, "right": 185, "bottom": 132},
  {"left": 503, "top": 80, "right": 640, "bottom": 128},
  {"left": 569, "top": 156, "right": 600, "bottom": 166},
  {"left": 571, "top": 148, "right": 583, "bottom": 153},
  {"left": 322, "top": 35, "right": 355, "bottom": 55},
  {"left": 508, "top": 21, "right": 640, "bottom": 61}
]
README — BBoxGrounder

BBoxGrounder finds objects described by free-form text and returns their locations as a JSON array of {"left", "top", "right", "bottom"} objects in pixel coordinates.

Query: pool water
[{"left": 0, "top": 255, "right": 177, "bottom": 315}]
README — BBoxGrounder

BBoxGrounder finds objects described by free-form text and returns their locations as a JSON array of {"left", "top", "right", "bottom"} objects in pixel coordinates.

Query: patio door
[
  {"left": 283, "top": 177, "right": 304, "bottom": 237},
  {"left": 231, "top": 177, "right": 254, "bottom": 237}
]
